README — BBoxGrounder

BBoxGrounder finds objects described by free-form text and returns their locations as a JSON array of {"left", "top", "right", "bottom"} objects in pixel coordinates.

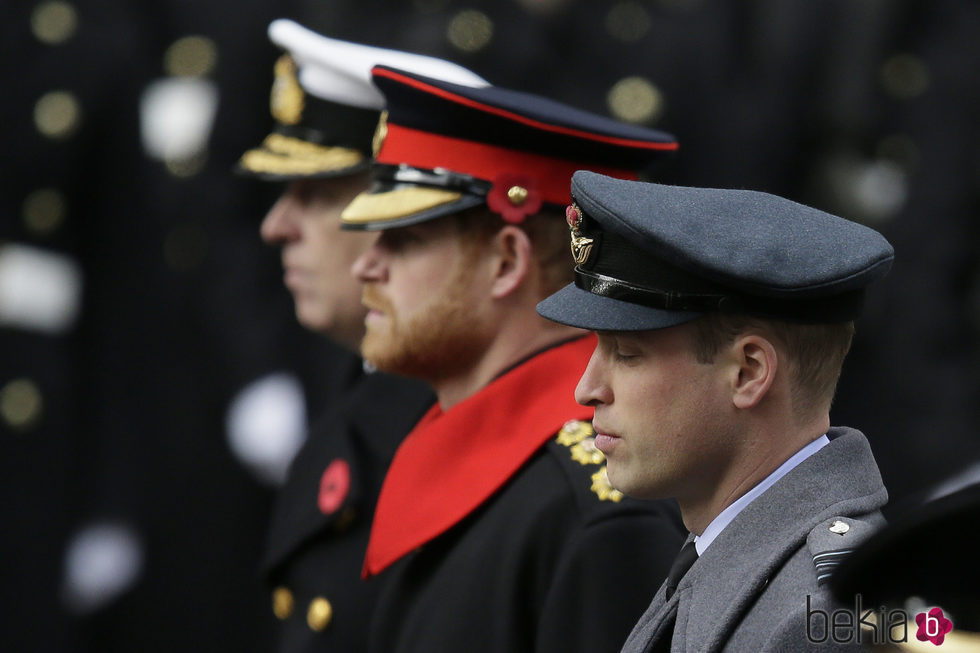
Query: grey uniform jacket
[{"left": 622, "top": 427, "right": 888, "bottom": 653}]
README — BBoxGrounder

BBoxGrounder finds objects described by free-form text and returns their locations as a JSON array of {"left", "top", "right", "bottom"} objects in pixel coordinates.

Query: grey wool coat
[{"left": 622, "top": 427, "right": 888, "bottom": 653}]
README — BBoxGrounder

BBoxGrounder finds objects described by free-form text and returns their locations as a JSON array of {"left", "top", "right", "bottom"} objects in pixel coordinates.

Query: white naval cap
[
  {"left": 238, "top": 20, "right": 488, "bottom": 180},
  {"left": 268, "top": 18, "right": 489, "bottom": 110}
]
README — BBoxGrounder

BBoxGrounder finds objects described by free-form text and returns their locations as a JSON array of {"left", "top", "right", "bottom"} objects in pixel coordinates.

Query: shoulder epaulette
[{"left": 807, "top": 517, "right": 879, "bottom": 585}]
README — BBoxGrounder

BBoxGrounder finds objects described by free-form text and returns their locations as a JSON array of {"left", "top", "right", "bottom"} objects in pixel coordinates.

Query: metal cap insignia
[
  {"left": 372, "top": 110, "right": 388, "bottom": 157},
  {"left": 566, "top": 203, "right": 594, "bottom": 265},
  {"left": 271, "top": 55, "right": 304, "bottom": 125}
]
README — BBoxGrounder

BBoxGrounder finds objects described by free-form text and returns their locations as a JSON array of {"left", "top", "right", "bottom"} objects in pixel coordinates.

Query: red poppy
[
  {"left": 486, "top": 173, "right": 543, "bottom": 224},
  {"left": 318, "top": 459, "right": 351, "bottom": 515}
]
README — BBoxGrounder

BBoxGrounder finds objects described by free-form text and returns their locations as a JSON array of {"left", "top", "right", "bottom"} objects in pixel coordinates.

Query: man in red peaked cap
[{"left": 339, "top": 66, "right": 686, "bottom": 653}]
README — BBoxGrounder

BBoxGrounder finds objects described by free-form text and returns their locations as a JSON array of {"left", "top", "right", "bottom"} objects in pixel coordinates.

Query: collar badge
[
  {"left": 556, "top": 419, "right": 593, "bottom": 446},
  {"left": 590, "top": 466, "right": 624, "bottom": 502}
]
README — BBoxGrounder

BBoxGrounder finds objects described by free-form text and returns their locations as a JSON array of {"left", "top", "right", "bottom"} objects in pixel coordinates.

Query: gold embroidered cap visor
[
  {"left": 237, "top": 132, "right": 369, "bottom": 181},
  {"left": 340, "top": 165, "right": 489, "bottom": 231}
]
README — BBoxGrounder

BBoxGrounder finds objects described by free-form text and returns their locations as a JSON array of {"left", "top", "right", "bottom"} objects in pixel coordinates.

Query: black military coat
[
  {"left": 364, "top": 337, "right": 686, "bottom": 653},
  {"left": 263, "top": 369, "right": 433, "bottom": 652}
]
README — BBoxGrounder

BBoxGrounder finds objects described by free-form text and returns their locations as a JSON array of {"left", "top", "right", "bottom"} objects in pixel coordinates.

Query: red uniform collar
[{"left": 362, "top": 335, "right": 596, "bottom": 577}]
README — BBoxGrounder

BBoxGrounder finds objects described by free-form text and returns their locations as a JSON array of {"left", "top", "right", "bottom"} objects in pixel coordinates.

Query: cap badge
[
  {"left": 487, "top": 173, "right": 542, "bottom": 224},
  {"left": 270, "top": 55, "right": 304, "bottom": 125},
  {"left": 566, "top": 203, "right": 594, "bottom": 264},
  {"left": 372, "top": 110, "right": 388, "bottom": 158}
]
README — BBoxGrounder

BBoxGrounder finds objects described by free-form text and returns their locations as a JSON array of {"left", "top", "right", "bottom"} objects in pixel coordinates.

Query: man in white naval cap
[{"left": 237, "top": 19, "right": 486, "bottom": 652}]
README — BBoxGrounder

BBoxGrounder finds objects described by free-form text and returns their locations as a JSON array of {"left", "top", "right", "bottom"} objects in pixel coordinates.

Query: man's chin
[
  {"left": 360, "top": 332, "right": 404, "bottom": 374},
  {"left": 361, "top": 330, "right": 478, "bottom": 382},
  {"left": 295, "top": 305, "right": 329, "bottom": 333},
  {"left": 604, "top": 465, "right": 640, "bottom": 497}
]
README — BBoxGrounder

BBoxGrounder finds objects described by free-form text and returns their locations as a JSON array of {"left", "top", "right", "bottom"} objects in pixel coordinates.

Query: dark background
[{"left": 2, "top": 1, "right": 978, "bottom": 651}]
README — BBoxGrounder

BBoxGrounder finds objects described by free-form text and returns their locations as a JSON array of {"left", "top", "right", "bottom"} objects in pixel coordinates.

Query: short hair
[
  {"left": 451, "top": 206, "right": 574, "bottom": 296},
  {"left": 691, "top": 313, "right": 855, "bottom": 419}
]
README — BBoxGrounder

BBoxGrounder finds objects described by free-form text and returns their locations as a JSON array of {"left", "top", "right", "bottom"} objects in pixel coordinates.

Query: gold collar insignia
[
  {"left": 556, "top": 419, "right": 593, "bottom": 446},
  {"left": 590, "top": 467, "right": 624, "bottom": 502},
  {"left": 555, "top": 421, "right": 622, "bottom": 502}
]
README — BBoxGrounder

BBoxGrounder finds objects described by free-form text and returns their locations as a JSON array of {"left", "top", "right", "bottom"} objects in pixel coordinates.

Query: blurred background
[{"left": 2, "top": 0, "right": 978, "bottom": 651}]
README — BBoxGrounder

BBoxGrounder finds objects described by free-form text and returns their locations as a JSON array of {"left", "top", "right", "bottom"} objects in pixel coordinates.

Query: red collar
[{"left": 362, "top": 335, "right": 596, "bottom": 577}]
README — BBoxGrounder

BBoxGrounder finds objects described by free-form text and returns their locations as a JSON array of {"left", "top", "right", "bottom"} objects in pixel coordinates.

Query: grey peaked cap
[{"left": 537, "top": 171, "right": 894, "bottom": 331}]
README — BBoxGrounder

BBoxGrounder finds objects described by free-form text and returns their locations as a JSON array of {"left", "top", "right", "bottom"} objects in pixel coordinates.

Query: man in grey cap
[{"left": 537, "top": 170, "right": 895, "bottom": 652}]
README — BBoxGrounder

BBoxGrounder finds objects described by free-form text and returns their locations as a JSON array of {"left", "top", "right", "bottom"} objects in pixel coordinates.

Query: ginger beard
[{"left": 360, "top": 251, "right": 494, "bottom": 383}]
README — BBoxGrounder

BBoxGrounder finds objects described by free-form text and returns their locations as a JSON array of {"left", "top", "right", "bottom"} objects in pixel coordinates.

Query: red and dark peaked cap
[{"left": 340, "top": 65, "right": 678, "bottom": 230}]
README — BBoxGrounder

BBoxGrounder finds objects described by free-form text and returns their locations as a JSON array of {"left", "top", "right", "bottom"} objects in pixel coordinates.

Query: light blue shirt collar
[{"left": 694, "top": 434, "right": 830, "bottom": 555}]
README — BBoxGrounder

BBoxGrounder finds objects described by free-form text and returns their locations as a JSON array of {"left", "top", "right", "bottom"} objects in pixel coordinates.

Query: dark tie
[{"left": 664, "top": 540, "right": 698, "bottom": 600}]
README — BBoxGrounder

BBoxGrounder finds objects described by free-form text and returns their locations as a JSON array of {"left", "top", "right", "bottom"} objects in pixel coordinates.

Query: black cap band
[
  {"left": 279, "top": 96, "right": 380, "bottom": 153},
  {"left": 373, "top": 164, "right": 492, "bottom": 196},
  {"left": 574, "top": 268, "right": 734, "bottom": 312},
  {"left": 573, "top": 267, "right": 866, "bottom": 322}
]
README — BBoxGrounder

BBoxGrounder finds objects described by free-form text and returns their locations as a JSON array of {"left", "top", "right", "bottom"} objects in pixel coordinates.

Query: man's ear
[
  {"left": 730, "top": 333, "right": 778, "bottom": 409},
  {"left": 489, "top": 225, "right": 532, "bottom": 299}
]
